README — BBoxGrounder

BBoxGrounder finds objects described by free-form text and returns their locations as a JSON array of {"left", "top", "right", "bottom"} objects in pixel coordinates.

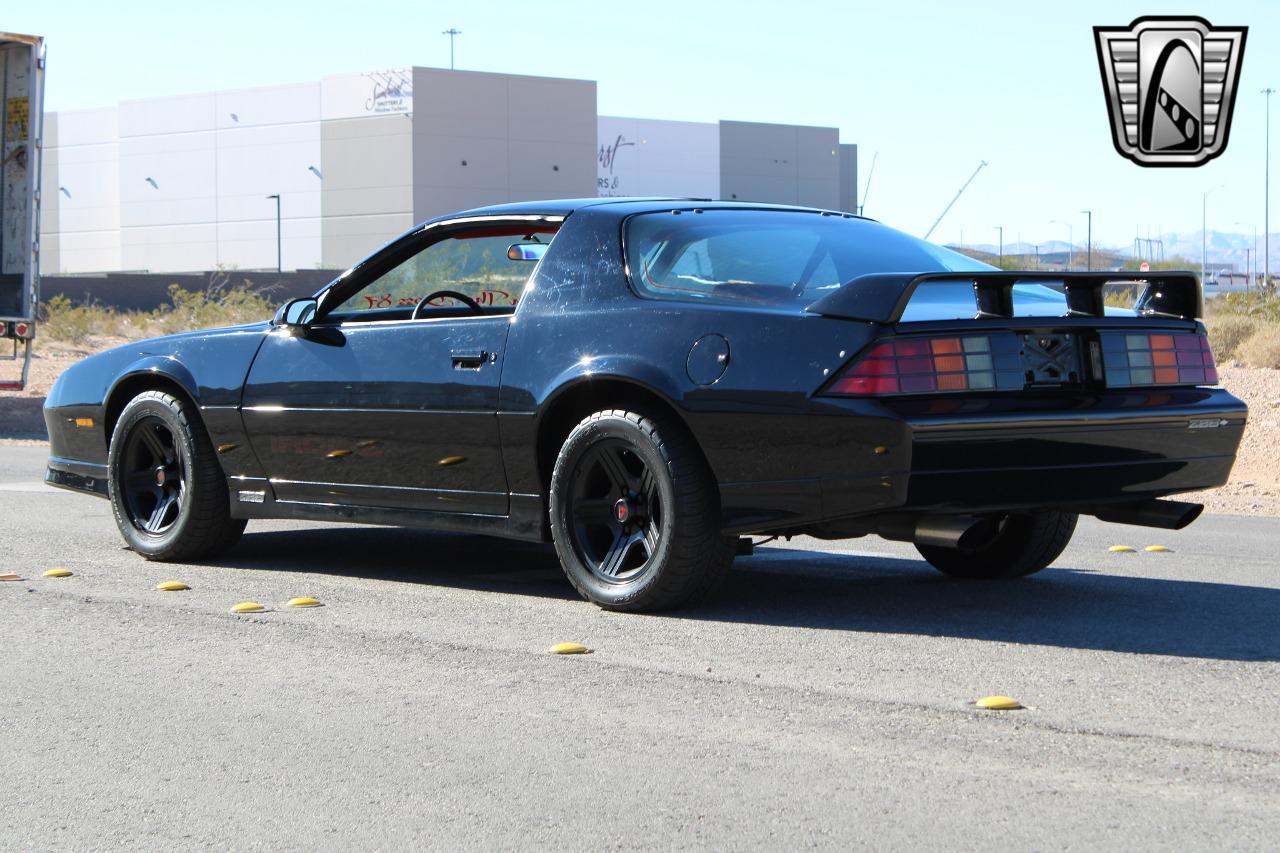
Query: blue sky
[{"left": 13, "top": 0, "right": 1278, "bottom": 250}]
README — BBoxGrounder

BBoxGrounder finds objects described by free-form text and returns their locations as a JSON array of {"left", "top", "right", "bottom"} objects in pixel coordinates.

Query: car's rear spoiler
[{"left": 804, "top": 271, "right": 1203, "bottom": 323}]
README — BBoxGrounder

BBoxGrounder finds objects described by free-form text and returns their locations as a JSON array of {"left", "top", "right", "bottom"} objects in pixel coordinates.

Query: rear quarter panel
[{"left": 499, "top": 208, "right": 904, "bottom": 526}]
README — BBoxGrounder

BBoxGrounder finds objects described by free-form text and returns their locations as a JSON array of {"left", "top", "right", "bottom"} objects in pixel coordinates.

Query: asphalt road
[{"left": 2, "top": 444, "right": 1277, "bottom": 850}]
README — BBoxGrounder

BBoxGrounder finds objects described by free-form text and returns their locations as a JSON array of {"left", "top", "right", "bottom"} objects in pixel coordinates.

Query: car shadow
[
  {"left": 212, "top": 526, "right": 578, "bottom": 601},
  {"left": 215, "top": 528, "right": 1280, "bottom": 662}
]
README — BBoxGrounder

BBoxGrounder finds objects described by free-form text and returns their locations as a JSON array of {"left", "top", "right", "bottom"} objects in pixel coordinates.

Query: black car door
[{"left": 240, "top": 220, "right": 554, "bottom": 515}]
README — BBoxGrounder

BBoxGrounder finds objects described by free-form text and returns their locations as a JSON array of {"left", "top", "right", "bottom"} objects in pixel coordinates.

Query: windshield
[{"left": 624, "top": 209, "right": 991, "bottom": 307}]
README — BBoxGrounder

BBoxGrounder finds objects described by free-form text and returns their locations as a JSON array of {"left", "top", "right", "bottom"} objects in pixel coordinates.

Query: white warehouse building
[{"left": 40, "top": 67, "right": 857, "bottom": 274}]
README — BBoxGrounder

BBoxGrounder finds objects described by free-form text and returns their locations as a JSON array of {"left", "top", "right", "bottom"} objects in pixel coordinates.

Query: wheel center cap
[
  {"left": 613, "top": 498, "right": 631, "bottom": 524},
  {"left": 155, "top": 467, "right": 167, "bottom": 487}
]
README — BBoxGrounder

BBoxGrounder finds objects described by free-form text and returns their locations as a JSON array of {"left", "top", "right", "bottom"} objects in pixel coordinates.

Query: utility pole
[
  {"left": 1265, "top": 88, "right": 1275, "bottom": 290},
  {"left": 1081, "top": 209, "right": 1092, "bottom": 270},
  {"left": 1236, "top": 221, "right": 1257, "bottom": 292},
  {"left": 442, "top": 28, "right": 462, "bottom": 70},
  {"left": 923, "top": 160, "right": 987, "bottom": 240},
  {"left": 994, "top": 226, "right": 1003, "bottom": 267},
  {"left": 266, "top": 194, "right": 281, "bottom": 273}
]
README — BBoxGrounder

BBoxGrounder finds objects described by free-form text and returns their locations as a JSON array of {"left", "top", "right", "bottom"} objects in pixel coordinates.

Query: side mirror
[
  {"left": 507, "top": 242, "right": 549, "bottom": 262},
  {"left": 274, "top": 297, "right": 318, "bottom": 330}
]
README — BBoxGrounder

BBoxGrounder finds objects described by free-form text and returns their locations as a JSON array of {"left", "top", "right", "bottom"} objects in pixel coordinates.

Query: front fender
[{"left": 106, "top": 356, "right": 201, "bottom": 410}]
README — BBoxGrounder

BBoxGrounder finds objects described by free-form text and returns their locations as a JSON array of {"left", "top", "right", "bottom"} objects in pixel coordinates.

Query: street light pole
[
  {"left": 995, "top": 226, "right": 1003, "bottom": 267},
  {"left": 266, "top": 194, "right": 281, "bottom": 273},
  {"left": 442, "top": 28, "right": 462, "bottom": 70},
  {"left": 1080, "top": 209, "right": 1092, "bottom": 270},
  {"left": 1265, "top": 88, "right": 1275, "bottom": 290}
]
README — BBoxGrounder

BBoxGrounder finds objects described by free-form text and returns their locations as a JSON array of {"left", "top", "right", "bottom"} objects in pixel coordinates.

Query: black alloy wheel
[
  {"left": 107, "top": 390, "right": 246, "bottom": 561},
  {"left": 567, "top": 439, "right": 665, "bottom": 583},
  {"left": 119, "top": 416, "right": 186, "bottom": 535},
  {"left": 549, "top": 408, "right": 735, "bottom": 611}
]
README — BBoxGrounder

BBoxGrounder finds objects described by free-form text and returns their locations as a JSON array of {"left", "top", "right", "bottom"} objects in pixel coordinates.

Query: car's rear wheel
[
  {"left": 107, "top": 390, "right": 246, "bottom": 561},
  {"left": 549, "top": 409, "right": 734, "bottom": 611},
  {"left": 915, "top": 510, "right": 1077, "bottom": 579}
]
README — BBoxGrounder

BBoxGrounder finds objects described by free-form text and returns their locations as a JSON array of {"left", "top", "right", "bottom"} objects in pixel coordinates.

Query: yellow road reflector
[
  {"left": 43, "top": 568, "right": 73, "bottom": 578},
  {"left": 0, "top": 573, "right": 22, "bottom": 582},
  {"left": 156, "top": 580, "right": 190, "bottom": 591},
  {"left": 286, "top": 597, "right": 323, "bottom": 608},
  {"left": 326, "top": 449, "right": 352, "bottom": 459},
  {"left": 230, "top": 602, "right": 266, "bottom": 613},
  {"left": 549, "top": 642, "right": 591, "bottom": 655},
  {"left": 1145, "top": 545, "right": 1172, "bottom": 552},
  {"left": 437, "top": 455, "right": 467, "bottom": 467},
  {"left": 1108, "top": 545, "right": 1137, "bottom": 553},
  {"left": 975, "top": 695, "right": 1024, "bottom": 711}
]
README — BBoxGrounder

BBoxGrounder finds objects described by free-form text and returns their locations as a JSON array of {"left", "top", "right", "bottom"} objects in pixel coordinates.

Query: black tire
[
  {"left": 915, "top": 510, "right": 1077, "bottom": 579},
  {"left": 107, "top": 390, "right": 246, "bottom": 561},
  {"left": 549, "top": 409, "right": 735, "bottom": 611}
]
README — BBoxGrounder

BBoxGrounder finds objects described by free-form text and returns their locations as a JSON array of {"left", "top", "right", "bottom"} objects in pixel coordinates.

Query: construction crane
[
  {"left": 858, "top": 151, "right": 878, "bottom": 216},
  {"left": 923, "top": 160, "right": 988, "bottom": 241}
]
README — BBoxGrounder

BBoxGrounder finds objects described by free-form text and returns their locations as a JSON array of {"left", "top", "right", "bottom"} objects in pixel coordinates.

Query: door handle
[{"left": 451, "top": 351, "right": 488, "bottom": 369}]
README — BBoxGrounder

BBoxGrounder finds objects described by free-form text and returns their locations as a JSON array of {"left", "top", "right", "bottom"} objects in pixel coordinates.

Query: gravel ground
[{"left": 3, "top": 339, "right": 1277, "bottom": 514}]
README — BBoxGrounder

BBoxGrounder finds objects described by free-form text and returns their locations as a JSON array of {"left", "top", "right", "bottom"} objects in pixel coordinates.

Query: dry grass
[
  {"left": 1204, "top": 291, "right": 1280, "bottom": 369},
  {"left": 1234, "top": 325, "right": 1280, "bottom": 370},
  {"left": 1206, "top": 314, "right": 1264, "bottom": 362},
  {"left": 40, "top": 284, "right": 275, "bottom": 345}
]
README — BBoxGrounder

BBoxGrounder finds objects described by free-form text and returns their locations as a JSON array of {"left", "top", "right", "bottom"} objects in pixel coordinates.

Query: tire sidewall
[
  {"left": 107, "top": 394, "right": 199, "bottom": 558},
  {"left": 549, "top": 413, "right": 678, "bottom": 608}
]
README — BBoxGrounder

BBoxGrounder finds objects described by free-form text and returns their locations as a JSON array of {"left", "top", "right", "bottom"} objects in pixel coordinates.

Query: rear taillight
[
  {"left": 827, "top": 334, "right": 1023, "bottom": 396},
  {"left": 1101, "top": 332, "right": 1217, "bottom": 387}
]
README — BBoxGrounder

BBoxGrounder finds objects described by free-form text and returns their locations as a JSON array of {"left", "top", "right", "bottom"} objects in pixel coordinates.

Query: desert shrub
[
  {"left": 1206, "top": 314, "right": 1263, "bottom": 361},
  {"left": 1206, "top": 290, "right": 1280, "bottom": 322},
  {"left": 1103, "top": 285, "right": 1139, "bottom": 309},
  {"left": 39, "top": 294, "right": 131, "bottom": 343},
  {"left": 145, "top": 284, "right": 276, "bottom": 336},
  {"left": 1235, "top": 325, "right": 1280, "bottom": 369}
]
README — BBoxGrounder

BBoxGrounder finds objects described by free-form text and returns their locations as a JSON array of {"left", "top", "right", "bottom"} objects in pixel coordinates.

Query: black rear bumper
[{"left": 719, "top": 387, "right": 1246, "bottom": 534}]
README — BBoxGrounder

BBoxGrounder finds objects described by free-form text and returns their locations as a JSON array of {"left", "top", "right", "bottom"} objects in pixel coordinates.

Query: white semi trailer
[{"left": 0, "top": 31, "right": 45, "bottom": 390}]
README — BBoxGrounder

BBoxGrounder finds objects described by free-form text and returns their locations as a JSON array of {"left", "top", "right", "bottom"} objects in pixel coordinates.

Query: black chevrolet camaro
[{"left": 45, "top": 198, "right": 1246, "bottom": 610}]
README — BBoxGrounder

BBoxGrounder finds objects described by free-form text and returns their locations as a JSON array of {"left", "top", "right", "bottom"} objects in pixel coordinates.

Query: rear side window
[{"left": 624, "top": 209, "right": 988, "bottom": 307}]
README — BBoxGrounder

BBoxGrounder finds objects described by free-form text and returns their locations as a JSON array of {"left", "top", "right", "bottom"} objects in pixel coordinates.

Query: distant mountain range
[{"left": 952, "top": 231, "right": 1279, "bottom": 272}]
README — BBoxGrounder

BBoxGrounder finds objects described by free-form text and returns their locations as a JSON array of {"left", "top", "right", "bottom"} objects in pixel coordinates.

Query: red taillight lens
[
  {"left": 1102, "top": 332, "right": 1217, "bottom": 387},
  {"left": 828, "top": 335, "right": 1007, "bottom": 396}
]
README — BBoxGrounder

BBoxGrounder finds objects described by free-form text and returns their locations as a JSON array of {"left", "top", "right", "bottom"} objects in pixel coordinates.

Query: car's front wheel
[
  {"left": 107, "top": 390, "right": 246, "bottom": 561},
  {"left": 915, "top": 510, "right": 1077, "bottom": 579},
  {"left": 549, "top": 408, "right": 734, "bottom": 611}
]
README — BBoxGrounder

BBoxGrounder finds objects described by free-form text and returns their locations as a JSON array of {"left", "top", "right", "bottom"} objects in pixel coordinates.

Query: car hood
[{"left": 47, "top": 321, "right": 273, "bottom": 409}]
